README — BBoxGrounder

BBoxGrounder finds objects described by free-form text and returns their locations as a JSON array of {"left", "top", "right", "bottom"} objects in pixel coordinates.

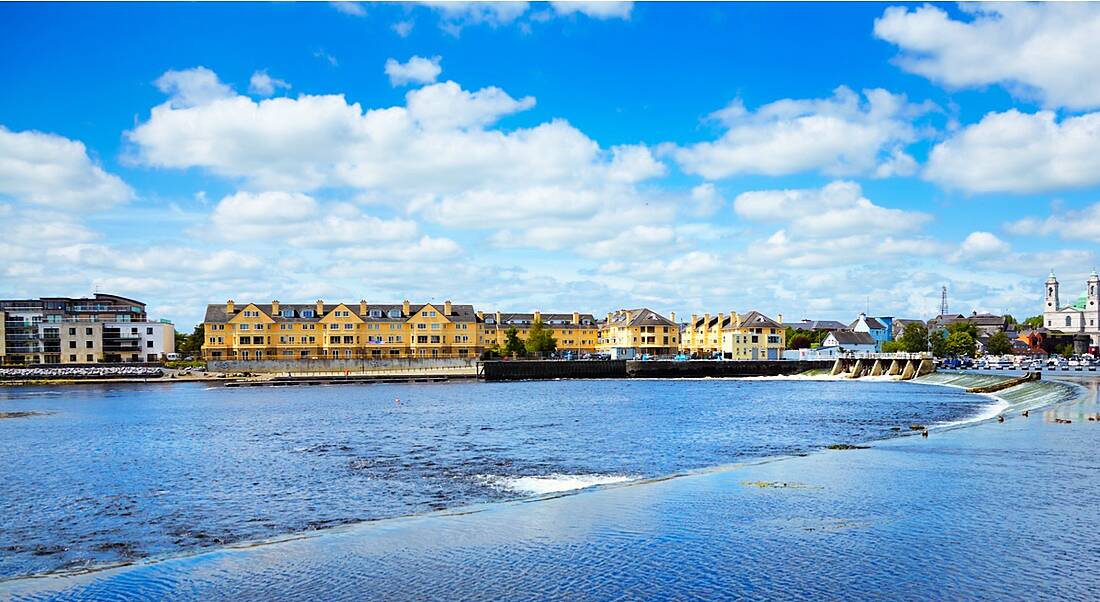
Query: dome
[{"left": 1073, "top": 294, "right": 1088, "bottom": 311}]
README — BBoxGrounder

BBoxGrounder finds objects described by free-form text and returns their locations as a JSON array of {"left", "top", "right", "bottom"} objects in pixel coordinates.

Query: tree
[
  {"left": 945, "top": 331, "right": 977, "bottom": 358},
  {"left": 946, "top": 321, "right": 979, "bottom": 339},
  {"left": 898, "top": 322, "right": 930, "bottom": 353},
  {"left": 1003, "top": 314, "right": 1017, "bottom": 327},
  {"left": 881, "top": 340, "right": 902, "bottom": 353},
  {"left": 986, "top": 331, "right": 1013, "bottom": 356},
  {"left": 1022, "top": 315, "right": 1044, "bottom": 329},
  {"left": 930, "top": 331, "right": 948, "bottom": 357},
  {"left": 788, "top": 334, "right": 812, "bottom": 350},
  {"left": 174, "top": 324, "right": 204, "bottom": 357},
  {"left": 503, "top": 327, "right": 525, "bottom": 356},
  {"left": 524, "top": 320, "right": 557, "bottom": 355},
  {"left": 1056, "top": 343, "right": 1076, "bottom": 358}
]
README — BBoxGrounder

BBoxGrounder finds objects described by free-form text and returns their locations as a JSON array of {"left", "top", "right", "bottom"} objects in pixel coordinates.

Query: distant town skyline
[{"left": 3, "top": 2, "right": 1100, "bottom": 329}]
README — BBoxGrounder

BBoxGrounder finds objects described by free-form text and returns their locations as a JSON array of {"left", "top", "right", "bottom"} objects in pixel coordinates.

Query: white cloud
[
  {"left": 687, "top": 182, "right": 722, "bottom": 217},
  {"left": 248, "top": 70, "right": 291, "bottom": 97},
  {"left": 955, "top": 231, "right": 1010, "bottom": 260},
  {"left": 925, "top": 109, "right": 1100, "bottom": 194},
  {"left": 392, "top": 19, "right": 415, "bottom": 37},
  {"left": 550, "top": 1, "right": 632, "bottom": 19},
  {"left": 330, "top": 1, "right": 365, "bottom": 16},
  {"left": 671, "top": 87, "right": 929, "bottom": 179},
  {"left": 385, "top": 55, "right": 443, "bottom": 87},
  {"left": 1007, "top": 202, "right": 1100, "bottom": 240},
  {"left": 154, "top": 67, "right": 233, "bottom": 108},
  {"left": 0, "top": 125, "right": 133, "bottom": 211},
  {"left": 875, "top": 3, "right": 1100, "bottom": 110},
  {"left": 405, "top": 80, "right": 533, "bottom": 129},
  {"left": 207, "top": 191, "right": 419, "bottom": 247},
  {"left": 733, "top": 180, "right": 930, "bottom": 238}
]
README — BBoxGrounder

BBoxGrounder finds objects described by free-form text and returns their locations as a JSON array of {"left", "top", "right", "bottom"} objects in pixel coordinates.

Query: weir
[{"left": 831, "top": 352, "right": 935, "bottom": 381}]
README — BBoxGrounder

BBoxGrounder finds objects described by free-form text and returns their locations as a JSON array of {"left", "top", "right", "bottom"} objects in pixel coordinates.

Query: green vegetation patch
[{"left": 0, "top": 411, "right": 52, "bottom": 420}]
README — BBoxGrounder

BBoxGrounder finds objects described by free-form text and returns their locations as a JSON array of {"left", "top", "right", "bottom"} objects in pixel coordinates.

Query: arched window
[
  {"left": 1066, "top": 316, "right": 1073, "bottom": 327},
  {"left": 1049, "top": 286, "right": 1054, "bottom": 296}
]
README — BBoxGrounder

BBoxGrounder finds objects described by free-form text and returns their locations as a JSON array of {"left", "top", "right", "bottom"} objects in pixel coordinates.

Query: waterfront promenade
[{"left": 3, "top": 375, "right": 1095, "bottom": 600}]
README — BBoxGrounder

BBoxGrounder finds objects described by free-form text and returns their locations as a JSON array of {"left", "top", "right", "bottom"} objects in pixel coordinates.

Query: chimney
[
  {"left": 402, "top": 299, "right": 410, "bottom": 316},
  {"left": 733, "top": 311, "right": 740, "bottom": 329},
  {"left": 607, "top": 312, "right": 613, "bottom": 324},
  {"left": 360, "top": 300, "right": 367, "bottom": 315},
  {"left": 476, "top": 311, "right": 484, "bottom": 320},
  {"left": 670, "top": 311, "right": 676, "bottom": 322},
  {"left": 534, "top": 310, "right": 541, "bottom": 323},
  {"left": 704, "top": 313, "right": 711, "bottom": 332},
  {"left": 316, "top": 299, "right": 324, "bottom": 315},
  {"left": 777, "top": 313, "right": 783, "bottom": 325},
  {"left": 691, "top": 313, "right": 697, "bottom": 326},
  {"left": 572, "top": 311, "right": 580, "bottom": 325},
  {"left": 495, "top": 311, "right": 502, "bottom": 326},
  {"left": 444, "top": 300, "right": 452, "bottom": 316},
  {"left": 226, "top": 300, "right": 235, "bottom": 315},
  {"left": 271, "top": 300, "right": 280, "bottom": 315}
]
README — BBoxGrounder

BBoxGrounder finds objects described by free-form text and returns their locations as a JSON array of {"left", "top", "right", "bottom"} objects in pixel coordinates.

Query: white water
[{"left": 479, "top": 473, "right": 636, "bottom": 495}]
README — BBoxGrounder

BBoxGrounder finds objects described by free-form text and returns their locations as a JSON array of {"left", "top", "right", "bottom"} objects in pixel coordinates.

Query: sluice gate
[{"left": 830, "top": 352, "right": 935, "bottom": 380}]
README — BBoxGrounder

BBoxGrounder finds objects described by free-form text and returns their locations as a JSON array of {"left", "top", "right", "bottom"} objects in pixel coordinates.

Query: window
[
  {"left": 209, "top": 337, "right": 216, "bottom": 343},
  {"left": 69, "top": 341, "right": 76, "bottom": 349},
  {"left": 417, "top": 336, "right": 428, "bottom": 343},
  {"left": 69, "top": 354, "right": 76, "bottom": 362},
  {"left": 68, "top": 328, "right": 76, "bottom": 335},
  {"left": 281, "top": 309, "right": 296, "bottom": 318},
  {"left": 240, "top": 324, "right": 250, "bottom": 330},
  {"left": 85, "top": 327, "right": 93, "bottom": 336},
  {"left": 86, "top": 341, "right": 93, "bottom": 348},
  {"left": 343, "top": 336, "right": 355, "bottom": 344},
  {"left": 431, "top": 323, "right": 441, "bottom": 330},
  {"left": 147, "top": 341, "right": 154, "bottom": 348},
  {"left": 370, "top": 309, "right": 382, "bottom": 318},
  {"left": 388, "top": 309, "right": 402, "bottom": 319},
  {"left": 430, "top": 336, "right": 441, "bottom": 343},
  {"left": 289, "top": 336, "right": 296, "bottom": 343},
  {"left": 330, "top": 336, "right": 340, "bottom": 344},
  {"left": 146, "top": 327, "right": 153, "bottom": 335},
  {"left": 417, "top": 323, "right": 427, "bottom": 330},
  {"left": 344, "top": 323, "right": 353, "bottom": 330},
  {"left": 301, "top": 310, "right": 315, "bottom": 318},
  {"left": 255, "top": 324, "right": 264, "bottom": 330},
  {"left": 1067, "top": 316, "right": 1073, "bottom": 327},
  {"left": 86, "top": 354, "right": 93, "bottom": 362}
]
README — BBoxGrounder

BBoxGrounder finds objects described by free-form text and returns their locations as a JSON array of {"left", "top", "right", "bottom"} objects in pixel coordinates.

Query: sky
[{"left": 2, "top": 1, "right": 1100, "bottom": 329}]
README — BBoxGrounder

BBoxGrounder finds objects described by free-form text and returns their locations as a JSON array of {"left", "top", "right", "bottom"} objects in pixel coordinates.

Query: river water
[{"left": 0, "top": 378, "right": 992, "bottom": 580}]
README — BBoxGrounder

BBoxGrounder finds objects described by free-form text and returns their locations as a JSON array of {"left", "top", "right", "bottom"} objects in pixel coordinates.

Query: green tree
[
  {"left": 881, "top": 340, "right": 902, "bottom": 353},
  {"left": 524, "top": 320, "right": 557, "bottom": 355},
  {"left": 985, "top": 331, "right": 1013, "bottom": 355},
  {"left": 174, "top": 324, "right": 204, "bottom": 356},
  {"left": 503, "top": 327, "right": 526, "bottom": 356},
  {"left": 898, "top": 322, "right": 930, "bottom": 353},
  {"left": 945, "top": 331, "right": 977, "bottom": 358},
  {"left": 930, "top": 331, "right": 948, "bottom": 357},
  {"left": 946, "top": 321, "right": 979, "bottom": 339},
  {"left": 1003, "top": 314, "right": 1017, "bottom": 326},
  {"left": 788, "top": 334, "right": 812, "bottom": 349},
  {"left": 1056, "top": 343, "right": 1076, "bottom": 358},
  {"left": 1022, "top": 315, "right": 1044, "bottom": 329}
]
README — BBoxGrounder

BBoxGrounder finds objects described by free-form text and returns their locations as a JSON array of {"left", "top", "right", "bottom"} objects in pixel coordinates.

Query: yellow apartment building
[
  {"left": 478, "top": 311, "right": 599, "bottom": 353},
  {"left": 681, "top": 311, "right": 785, "bottom": 360},
  {"left": 598, "top": 308, "right": 679, "bottom": 358},
  {"left": 201, "top": 299, "right": 480, "bottom": 361}
]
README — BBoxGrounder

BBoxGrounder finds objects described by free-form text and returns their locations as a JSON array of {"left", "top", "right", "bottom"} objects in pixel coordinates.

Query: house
[
  {"left": 781, "top": 319, "right": 848, "bottom": 333},
  {"left": 822, "top": 331, "right": 877, "bottom": 354},
  {"left": 849, "top": 313, "right": 890, "bottom": 351},
  {"left": 1043, "top": 271, "right": 1100, "bottom": 351},
  {"left": 891, "top": 318, "right": 926, "bottom": 340},
  {"left": 719, "top": 311, "right": 785, "bottom": 360},
  {"left": 479, "top": 311, "right": 598, "bottom": 353}
]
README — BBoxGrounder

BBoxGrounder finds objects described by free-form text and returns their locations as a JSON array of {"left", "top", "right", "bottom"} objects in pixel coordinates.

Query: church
[{"left": 1044, "top": 271, "right": 1100, "bottom": 347}]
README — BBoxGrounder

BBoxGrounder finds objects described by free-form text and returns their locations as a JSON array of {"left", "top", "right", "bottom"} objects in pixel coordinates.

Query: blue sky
[{"left": 2, "top": 2, "right": 1099, "bottom": 329}]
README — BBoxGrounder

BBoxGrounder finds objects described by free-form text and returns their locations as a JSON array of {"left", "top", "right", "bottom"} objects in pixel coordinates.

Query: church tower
[
  {"left": 1088, "top": 270, "right": 1099, "bottom": 311},
  {"left": 1046, "top": 271, "right": 1060, "bottom": 311}
]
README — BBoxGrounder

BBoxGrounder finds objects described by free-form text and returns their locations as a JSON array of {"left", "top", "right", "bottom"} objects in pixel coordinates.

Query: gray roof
[
  {"left": 828, "top": 331, "right": 877, "bottom": 345},
  {"left": 481, "top": 312, "right": 597, "bottom": 329},
  {"left": 849, "top": 316, "right": 888, "bottom": 330},
  {"left": 690, "top": 310, "right": 780, "bottom": 330},
  {"left": 203, "top": 301, "right": 477, "bottom": 324},
  {"left": 606, "top": 308, "right": 677, "bottom": 328},
  {"left": 783, "top": 320, "right": 847, "bottom": 331}
]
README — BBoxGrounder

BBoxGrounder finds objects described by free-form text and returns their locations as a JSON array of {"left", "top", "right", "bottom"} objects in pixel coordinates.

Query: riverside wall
[
  {"left": 208, "top": 358, "right": 478, "bottom": 374},
  {"left": 479, "top": 359, "right": 834, "bottom": 381}
]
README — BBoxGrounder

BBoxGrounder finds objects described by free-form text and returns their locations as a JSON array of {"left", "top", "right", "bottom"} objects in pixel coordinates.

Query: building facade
[
  {"left": 478, "top": 311, "right": 598, "bottom": 354},
  {"left": 0, "top": 293, "right": 174, "bottom": 364},
  {"left": 682, "top": 311, "right": 785, "bottom": 360},
  {"left": 598, "top": 308, "right": 679, "bottom": 359},
  {"left": 849, "top": 313, "right": 891, "bottom": 351},
  {"left": 201, "top": 300, "right": 481, "bottom": 361},
  {"left": 1044, "top": 271, "right": 1100, "bottom": 348},
  {"left": 822, "top": 331, "right": 878, "bottom": 354}
]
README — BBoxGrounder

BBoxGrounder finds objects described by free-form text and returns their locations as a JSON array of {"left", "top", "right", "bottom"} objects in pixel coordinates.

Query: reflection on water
[{"left": 0, "top": 379, "right": 990, "bottom": 579}]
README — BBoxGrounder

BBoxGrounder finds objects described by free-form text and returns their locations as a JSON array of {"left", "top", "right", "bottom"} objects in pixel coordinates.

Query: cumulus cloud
[
  {"left": 733, "top": 180, "right": 931, "bottom": 238},
  {"left": 925, "top": 109, "right": 1100, "bottom": 194},
  {"left": 126, "top": 66, "right": 672, "bottom": 253},
  {"left": 875, "top": 3, "right": 1100, "bottom": 109},
  {"left": 954, "top": 231, "right": 1011, "bottom": 260},
  {"left": 0, "top": 125, "right": 134, "bottom": 211},
  {"left": 248, "top": 70, "right": 291, "bottom": 97},
  {"left": 550, "top": 1, "right": 633, "bottom": 19},
  {"left": 671, "top": 87, "right": 929, "bottom": 179},
  {"left": 154, "top": 67, "right": 234, "bottom": 108},
  {"left": 330, "top": 1, "right": 365, "bottom": 16},
  {"left": 1007, "top": 202, "right": 1100, "bottom": 240},
  {"left": 385, "top": 55, "right": 443, "bottom": 87}
]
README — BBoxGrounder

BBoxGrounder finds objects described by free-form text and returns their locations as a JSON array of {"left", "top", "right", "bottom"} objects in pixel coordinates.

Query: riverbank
[{"left": 1, "top": 373, "right": 1089, "bottom": 600}]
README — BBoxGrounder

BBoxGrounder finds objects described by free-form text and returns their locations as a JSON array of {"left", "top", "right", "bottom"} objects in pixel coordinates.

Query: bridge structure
[{"left": 831, "top": 352, "right": 935, "bottom": 380}]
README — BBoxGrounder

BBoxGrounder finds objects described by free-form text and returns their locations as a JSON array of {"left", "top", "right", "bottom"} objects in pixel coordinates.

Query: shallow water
[{"left": 0, "top": 378, "right": 990, "bottom": 579}]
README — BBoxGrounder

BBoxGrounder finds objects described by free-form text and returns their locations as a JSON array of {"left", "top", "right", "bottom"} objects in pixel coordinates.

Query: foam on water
[{"left": 479, "top": 474, "right": 636, "bottom": 495}]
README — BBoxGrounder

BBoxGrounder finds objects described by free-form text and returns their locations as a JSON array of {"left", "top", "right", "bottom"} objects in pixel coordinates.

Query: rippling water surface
[{"left": 0, "top": 378, "right": 989, "bottom": 579}]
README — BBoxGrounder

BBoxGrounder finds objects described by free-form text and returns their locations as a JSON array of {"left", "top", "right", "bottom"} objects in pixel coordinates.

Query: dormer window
[
  {"left": 370, "top": 309, "right": 382, "bottom": 318},
  {"left": 301, "top": 310, "right": 315, "bottom": 318},
  {"left": 486, "top": 318, "right": 496, "bottom": 324},
  {"left": 281, "top": 309, "right": 295, "bottom": 318},
  {"left": 387, "top": 309, "right": 402, "bottom": 319}
]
